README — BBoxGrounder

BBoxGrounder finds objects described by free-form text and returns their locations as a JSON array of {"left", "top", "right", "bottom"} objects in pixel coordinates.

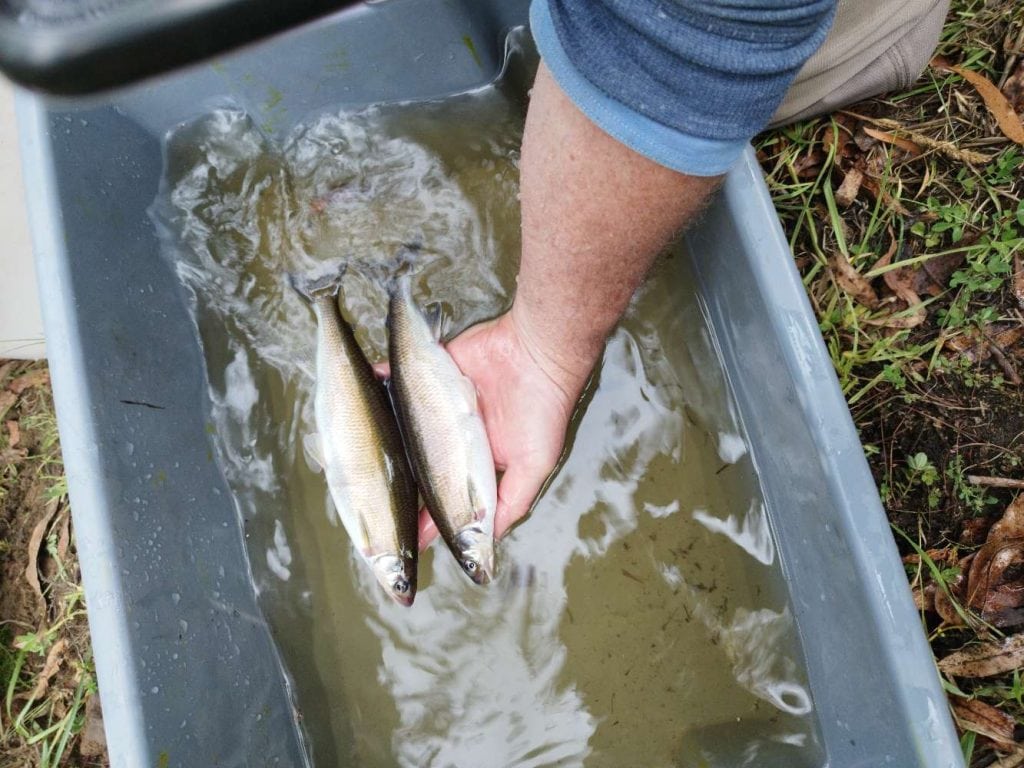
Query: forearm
[{"left": 510, "top": 64, "right": 721, "bottom": 393}]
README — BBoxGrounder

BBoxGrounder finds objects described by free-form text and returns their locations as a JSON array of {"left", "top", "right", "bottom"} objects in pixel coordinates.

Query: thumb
[{"left": 494, "top": 460, "right": 550, "bottom": 539}]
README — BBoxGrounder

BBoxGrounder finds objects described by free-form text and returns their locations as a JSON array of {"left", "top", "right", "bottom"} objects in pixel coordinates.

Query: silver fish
[
  {"left": 387, "top": 277, "right": 497, "bottom": 584},
  {"left": 295, "top": 272, "right": 419, "bottom": 605}
]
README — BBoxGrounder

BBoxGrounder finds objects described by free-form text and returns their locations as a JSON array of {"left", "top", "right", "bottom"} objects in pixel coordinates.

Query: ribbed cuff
[{"left": 530, "top": 0, "right": 747, "bottom": 177}]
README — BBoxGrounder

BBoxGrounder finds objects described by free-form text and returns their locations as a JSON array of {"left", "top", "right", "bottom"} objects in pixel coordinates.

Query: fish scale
[
  {"left": 300, "top": 281, "right": 419, "bottom": 605},
  {"left": 388, "top": 276, "right": 497, "bottom": 584}
]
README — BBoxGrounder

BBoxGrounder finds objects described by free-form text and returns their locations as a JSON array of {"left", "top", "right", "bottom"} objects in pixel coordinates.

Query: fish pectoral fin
[
  {"left": 456, "top": 374, "right": 480, "bottom": 414},
  {"left": 467, "top": 480, "right": 488, "bottom": 523},
  {"left": 303, "top": 432, "right": 326, "bottom": 473},
  {"left": 423, "top": 302, "right": 446, "bottom": 341}
]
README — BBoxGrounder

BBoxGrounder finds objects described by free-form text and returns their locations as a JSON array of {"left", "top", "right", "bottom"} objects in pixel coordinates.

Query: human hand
[{"left": 412, "top": 309, "right": 590, "bottom": 549}]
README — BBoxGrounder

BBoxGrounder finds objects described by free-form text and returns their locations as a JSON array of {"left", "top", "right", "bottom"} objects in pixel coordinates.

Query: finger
[
  {"left": 371, "top": 361, "right": 391, "bottom": 380},
  {"left": 494, "top": 460, "right": 550, "bottom": 539},
  {"left": 417, "top": 507, "right": 439, "bottom": 552}
]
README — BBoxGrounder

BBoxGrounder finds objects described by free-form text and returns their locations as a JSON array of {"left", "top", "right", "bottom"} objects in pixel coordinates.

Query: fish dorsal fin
[{"left": 303, "top": 432, "right": 326, "bottom": 473}]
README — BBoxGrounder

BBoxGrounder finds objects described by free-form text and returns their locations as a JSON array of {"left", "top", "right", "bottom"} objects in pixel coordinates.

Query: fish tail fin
[
  {"left": 288, "top": 261, "right": 347, "bottom": 301},
  {"left": 382, "top": 244, "right": 420, "bottom": 296}
]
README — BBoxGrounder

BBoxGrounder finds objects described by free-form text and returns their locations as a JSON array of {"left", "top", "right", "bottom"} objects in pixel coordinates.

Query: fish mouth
[
  {"left": 390, "top": 592, "right": 415, "bottom": 607},
  {"left": 455, "top": 532, "right": 495, "bottom": 585}
]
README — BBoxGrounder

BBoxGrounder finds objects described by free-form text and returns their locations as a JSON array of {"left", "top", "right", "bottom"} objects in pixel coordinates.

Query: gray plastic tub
[{"left": 16, "top": 0, "right": 961, "bottom": 765}]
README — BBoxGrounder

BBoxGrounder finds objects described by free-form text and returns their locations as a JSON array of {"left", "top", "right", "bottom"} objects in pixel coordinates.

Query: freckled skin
[{"left": 426, "top": 64, "right": 723, "bottom": 547}]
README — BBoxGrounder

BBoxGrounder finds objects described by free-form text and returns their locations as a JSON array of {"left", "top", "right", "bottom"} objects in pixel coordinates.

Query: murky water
[{"left": 151, "top": 32, "right": 824, "bottom": 768}]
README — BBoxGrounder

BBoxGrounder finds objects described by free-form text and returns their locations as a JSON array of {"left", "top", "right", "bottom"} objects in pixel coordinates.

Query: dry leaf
[
  {"left": 853, "top": 127, "right": 877, "bottom": 153},
  {"left": 6, "top": 419, "right": 20, "bottom": 449},
  {"left": 79, "top": 694, "right": 107, "bottom": 758},
  {"left": 914, "top": 251, "right": 968, "bottom": 297},
  {"left": 962, "top": 516, "right": 996, "bottom": 546},
  {"left": 8, "top": 369, "right": 49, "bottom": 395},
  {"left": 967, "top": 538, "right": 1024, "bottom": 627},
  {"left": 841, "top": 110, "right": 993, "bottom": 163},
  {"left": 933, "top": 57, "right": 1024, "bottom": 145},
  {"left": 24, "top": 497, "right": 62, "bottom": 624},
  {"left": 993, "top": 743, "right": 1024, "bottom": 768},
  {"left": 859, "top": 244, "right": 928, "bottom": 328},
  {"left": 939, "top": 634, "right": 1024, "bottom": 678},
  {"left": 989, "top": 495, "right": 1024, "bottom": 543},
  {"left": 913, "top": 582, "right": 936, "bottom": 612},
  {"left": 835, "top": 167, "right": 864, "bottom": 207},
  {"left": 862, "top": 126, "right": 924, "bottom": 157},
  {"left": 56, "top": 507, "right": 71, "bottom": 562},
  {"left": 952, "top": 698, "right": 1016, "bottom": 746},
  {"left": 793, "top": 150, "right": 824, "bottom": 178},
  {"left": 1014, "top": 253, "right": 1024, "bottom": 311},
  {"left": 859, "top": 176, "right": 916, "bottom": 216},
  {"left": 902, "top": 547, "right": 956, "bottom": 566},
  {"left": 946, "top": 326, "right": 1024, "bottom": 366},
  {"left": 830, "top": 251, "right": 879, "bottom": 308},
  {"left": 935, "top": 571, "right": 968, "bottom": 626},
  {"left": 29, "top": 638, "right": 67, "bottom": 700},
  {"left": 0, "top": 390, "right": 16, "bottom": 422},
  {"left": 823, "top": 122, "right": 853, "bottom": 162},
  {"left": 1004, "top": 60, "right": 1024, "bottom": 115}
]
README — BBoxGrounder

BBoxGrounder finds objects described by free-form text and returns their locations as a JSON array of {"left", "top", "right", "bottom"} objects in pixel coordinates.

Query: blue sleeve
[{"left": 531, "top": 0, "right": 837, "bottom": 176}]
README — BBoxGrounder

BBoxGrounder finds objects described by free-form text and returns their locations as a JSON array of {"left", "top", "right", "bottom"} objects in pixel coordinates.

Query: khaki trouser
[{"left": 771, "top": 0, "right": 950, "bottom": 126}]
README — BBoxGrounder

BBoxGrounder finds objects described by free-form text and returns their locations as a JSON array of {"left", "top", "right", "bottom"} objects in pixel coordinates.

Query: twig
[
  {"left": 968, "top": 475, "right": 1024, "bottom": 489},
  {"left": 980, "top": 329, "right": 1023, "bottom": 384}
]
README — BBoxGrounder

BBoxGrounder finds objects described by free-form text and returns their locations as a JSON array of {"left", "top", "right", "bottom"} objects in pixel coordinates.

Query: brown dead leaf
[
  {"left": 835, "top": 167, "right": 864, "bottom": 207},
  {"left": 1014, "top": 253, "right": 1024, "bottom": 311},
  {"left": 860, "top": 243, "right": 927, "bottom": 329},
  {"left": 967, "top": 538, "right": 1024, "bottom": 627},
  {"left": 29, "top": 638, "right": 67, "bottom": 700},
  {"left": 962, "top": 516, "right": 995, "bottom": 546},
  {"left": 913, "top": 581, "right": 936, "bottom": 612},
  {"left": 859, "top": 176, "right": 916, "bottom": 217},
  {"left": 841, "top": 110, "right": 993, "bottom": 164},
  {"left": 946, "top": 326, "right": 1024, "bottom": 366},
  {"left": 56, "top": 506, "right": 71, "bottom": 562},
  {"left": 993, "top": 744, "right": 1024, "bottom": 768},
  {"left": 7, "top": 368, "right": 49, "bottom": 395},
  {"left": 902, "top": 547, "right": 956, "bottom": 566},
  {"left": 6, "top": 419, "right": 20, "bottom": 449},
  {"left": 989, "top": 495, "right": 1024, "bottom": 542},
  {"left": 1005, "top": 60, "right": 1024, "bottom": 115},
  {"left": 0, "top": 390, "right": 16, "bottom": 422},
  {"left": 862, "top": 126, "right": 924, "bottom": 157},
  {"left": 939, "top": 634, "right": 1024, "bottom": 678},
  {"left": 830, "top": 251, "right": 879, "bottom": 308},
  {"left": 24, "top": 497, "right": 62, "bottom": 625},
  {"left": 793, "top": 149, "right": 825, "bottom": 178},
  {"left": 853, "top": 127, "right": 877, "bottom": 153},
  {"left": 933, "top": 57, "right": 1024, "bottom": 145},
  {"left": 952, "top": 698, "right": 1016, "bottom": 746},
  {"left": 80, "top": 694, "right": 107, "bottom": 757},
  {"left": 918, "top": 251, "right": 967, "bottom": 297},
  {"left": 935, "top": 570, "right": 968, "bottom": 626}
]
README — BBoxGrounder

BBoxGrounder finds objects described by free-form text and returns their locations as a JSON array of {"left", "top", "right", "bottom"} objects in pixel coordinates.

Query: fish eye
[
  {"left": 394, "top": 579, "right": 409, "bottom": 594},
  {"left": 463, "top": 559, "right": 477, "bottom": 573}
]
